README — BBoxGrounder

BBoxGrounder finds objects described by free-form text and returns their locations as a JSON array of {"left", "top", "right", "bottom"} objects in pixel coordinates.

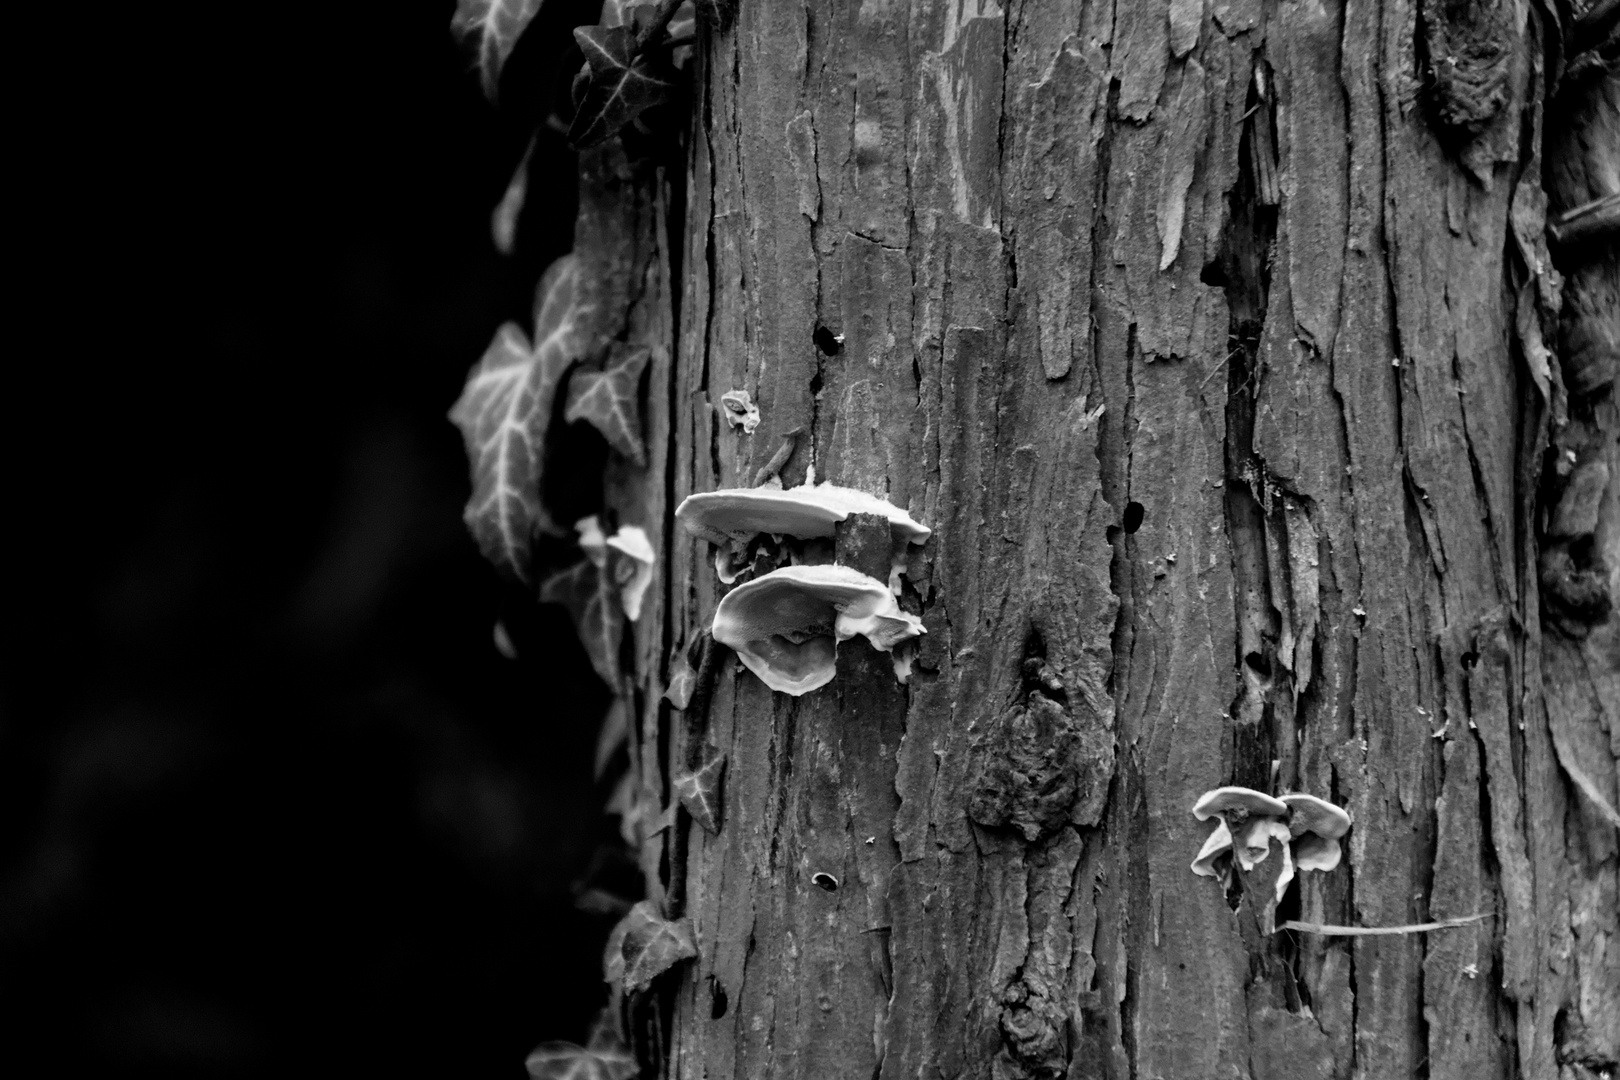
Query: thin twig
[
  {"left": 634, "top": 0, "right": 686, "bottom": 56},
  {"left": 1279, "top": 913, "right": 1488, "bottom": 937},
  {"left": 1561, "top": 756, "right": 1620, "bottom": 829},
  {"left": 752, "top": 426, "right": 804, "bottom": 487},
  {"left": 1200, "top": 347, "right": 1243, "bottom": 390},
  {"left": 1547, "top": 193, "right": 1620, "bottom": 247}
]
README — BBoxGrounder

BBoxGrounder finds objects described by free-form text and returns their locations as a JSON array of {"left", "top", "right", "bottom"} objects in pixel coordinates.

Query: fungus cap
[
  {"left": 1233, "top": 818, "right": 1291, "bottom": 871},
  {"left": 1272, "top": 837, "right": 1297, "bottom": 904},
  {"left": 1191, "top": 786, "right": 1288, "bottom": 823},
  {"left": 711, "top": 564, "right": 925, "bottom": 696},
  {"left": 676, "top": 484, "right": 930, "bottom": 547},
  {"left": 1293, "top": 832, "right": 1342, "bottom": 872},
  {"left": 1190, "top": 819, "right": 1234, "bottom": 878},
  {"left": 719, "top": 389, "right": 760, "bottom": 434},
  {"left": 1279, "top": 793, "right": 1351, "bottom": 840}
]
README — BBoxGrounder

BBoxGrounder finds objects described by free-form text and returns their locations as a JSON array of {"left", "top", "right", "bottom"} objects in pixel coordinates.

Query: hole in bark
[
  {"left": 811, "top": 872, "right": 838, "bottom": 891},
  {"left": 813, "top": 326, "right": 843, "bottom": 355},
  {"left": 1123, "top": 501, "right": 1145, "bottom": 533},
  {"left": 1021, "top": 629, "right": 1067, "bottom": 703},
  {"left": 1200, "top": 259, "right": 1228, "bottom": 287},
  {"left": 808, "top": 369, "right": 823, "bottom": 395},
  {"left": 1245, "top": 651, "right": 1270, "bottom": 678},
  {"left": 1461, "top": 649, "right": 1480, "bottom": 669},
  {"left": 709, "top": 977, "right": 729, "bottom": 1019}
]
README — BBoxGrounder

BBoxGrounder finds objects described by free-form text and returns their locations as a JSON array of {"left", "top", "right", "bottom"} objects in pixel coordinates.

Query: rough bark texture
[{"left": 584, "top": 1, "right": 1619, "bottom": 1077}]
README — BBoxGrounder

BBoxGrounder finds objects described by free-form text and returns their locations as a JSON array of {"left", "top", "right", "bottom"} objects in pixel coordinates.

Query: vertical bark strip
[{"left": 599, "top": 2, "right": 1620, "bottom": 1077}]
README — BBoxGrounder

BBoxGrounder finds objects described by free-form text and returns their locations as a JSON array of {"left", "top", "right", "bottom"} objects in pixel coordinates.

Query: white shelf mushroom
[
  {"left": 676, "top": 483, "right": 930, "bottom": 546},
  {"left": 1190, "top": 787, "right": 1291, "bottom": 898},
  {"left": 1279, "top": 793, "right": 1352, "bottom": 872},
  {"left": 711, "top": 565, "right": 926, "bottom": 695},
  {"left": 1191, "top": 818, "right": 1235, "bottom": 880},
  {"left": 677, "top": 483, "right": 929, "bottom": 594}
]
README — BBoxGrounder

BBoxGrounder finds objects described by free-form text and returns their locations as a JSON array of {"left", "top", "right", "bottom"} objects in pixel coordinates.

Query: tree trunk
[{"left": 582, "top": 2, "right": 1618, "bottom": 1077}]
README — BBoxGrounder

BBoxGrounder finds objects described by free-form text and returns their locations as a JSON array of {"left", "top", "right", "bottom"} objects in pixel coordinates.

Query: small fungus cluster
[
  {"left": 674, "top": 481, "right": 929, "bottom": 695},
  {"left": 1190, "top": 786, "right": 1351, "bottom": 903}
]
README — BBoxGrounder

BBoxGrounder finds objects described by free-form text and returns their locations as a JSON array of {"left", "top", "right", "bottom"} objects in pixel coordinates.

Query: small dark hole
[
  {"left": 1460, "top": 649, "right": 1480, "bottom": 669},
  {"left": 1200, "top": 259, "right": 1228, "bottom": 288},
  {"left": 1123, "top": 501, "right": 1145, "bottom": 534},
  {"left": 808, "top": 370, "right": 824, "bottom": 395},
  {"left": 709, "top": 979, "right": 729, "bottom": 1019},
  {"left": 1245, "top": 651, "right": 1270, "bottom": 677},
  {"left": 813, "top": 326, "right": 843, "bottom": 355},
  {"left": 811, "top": 872, "right": 838, "bottom": 891}
]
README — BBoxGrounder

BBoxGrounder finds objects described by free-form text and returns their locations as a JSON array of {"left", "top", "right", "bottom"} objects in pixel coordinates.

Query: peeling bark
[{"left": 582, "top": 1, "right": 1620, "bottom": 1076}]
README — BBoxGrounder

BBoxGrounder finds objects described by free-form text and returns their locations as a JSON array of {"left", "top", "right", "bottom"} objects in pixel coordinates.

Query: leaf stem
[
  {"left": 664, "top": 632, "right": 725, "bottom": 921},
  {"left": 634, "top": 0, "right": 686, "bottom": 57}
]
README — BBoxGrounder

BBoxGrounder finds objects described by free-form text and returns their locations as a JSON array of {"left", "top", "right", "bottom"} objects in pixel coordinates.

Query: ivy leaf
[
  {"left": 451, "top": 0, "right": 547, "bottom": 101},
  {"left": 539, "top": 558, "right": 623, "bottom": 688},
  {"left": 491, "top": 134, "right": 536, "bottom": 255},
  {"left": 598, "top": 0, "right": 651, "bottom": 27},
  {"left": 613, "top": 900, "right": 699, "bottom": 994},
  {"left": 601, "top": 0, "right": 697, "bottom": 69},
  {"left": 673, "top": 752, "right": 726, "bottom": 834},
  {"left": 584, "top": 1009, "right": 629, "bottom": 1057},
  {"left": 567, "top": 26, "right": 678, "bottom": 149},
  {"left": 449, "top": 255, "right": 592, "bottom": 582},
  {"left": 594, "top": 698, "right": 630, "bottom": 780},
  {"left": 565, "top": 344, "right": 651, "bottom": 465},
  {"left": 662, "top": 654, "right": 697, "bottom": 709},
  {"left": 523, "top": 1041, "right": 637, "bottom": 1080}
]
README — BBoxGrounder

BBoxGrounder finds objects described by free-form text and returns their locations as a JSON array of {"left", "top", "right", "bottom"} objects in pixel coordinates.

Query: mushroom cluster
[
  {"left": 675, "top": 481, "right": 930, "bottom": 695},
  {"left": 1190, "top": 786, "right": 1351, "bottom": 902}
]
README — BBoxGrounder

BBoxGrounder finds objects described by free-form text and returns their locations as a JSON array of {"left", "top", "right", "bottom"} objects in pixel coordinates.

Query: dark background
[{"left": 6, "top": 2, "right": 627, "bottom": 1075}]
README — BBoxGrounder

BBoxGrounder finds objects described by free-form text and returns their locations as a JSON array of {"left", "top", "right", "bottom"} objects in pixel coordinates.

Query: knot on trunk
[
  {"left": 968, "top": 694, "right": 1079, "bottom": 842},
  {"left": 1422, "top": 0, "right": 1514, "bottom": 135},
  {"left": 1540, "top": 544, "right": 1613, "bottom": 635},
  {"left": 996, "top": 977, "right": 1068, "bottom": 1079}
]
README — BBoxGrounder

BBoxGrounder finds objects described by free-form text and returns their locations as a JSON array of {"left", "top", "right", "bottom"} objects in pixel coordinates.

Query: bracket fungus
[
  {"left": 676, "top": 482, "right": 930, "bottom": 547},
  {"left": 677, "top": 482, "right": 929, "bottom": 595},
  {"left": 1191, "top": 787, "right": 1288, "bottom": 884},
  {"left": 1190, "top": 818, "right": 1234, "bottom": 879},
  {"left": 1279, "top": 793, "right": 1352, "bottom": 872},
  {"left": 719, "top": 389, "right": 760, "bottom": 434},
  {"left": 1192, "top": 787, "right": 1288, "bottom": 832},
  {"left": 1190, "top": 787, "right": 1351, "bottom": 902},
  {"left": 711, "top": 564, "right": 925, "bottom": 695}
]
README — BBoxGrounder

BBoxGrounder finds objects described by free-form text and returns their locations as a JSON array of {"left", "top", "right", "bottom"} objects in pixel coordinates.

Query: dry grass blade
[{"left": 1279, "top": 913, "right": 1489, "bottom": 937}]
